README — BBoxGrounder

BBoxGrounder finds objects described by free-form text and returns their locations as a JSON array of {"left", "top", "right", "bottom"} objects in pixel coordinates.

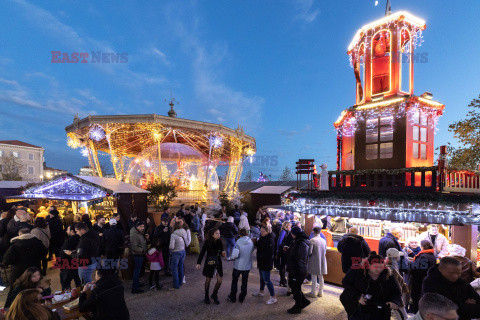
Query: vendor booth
[{"left": 7, "top": 174, "right": 149, "bottom": 233}]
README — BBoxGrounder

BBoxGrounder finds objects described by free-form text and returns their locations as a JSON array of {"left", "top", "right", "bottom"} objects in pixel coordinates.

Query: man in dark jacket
[
  {"left": 286, "top": 226, "right": 310, "bottom": 314},
  {"left": 378, "top": 227, "right": 403, "bottom": 258},
  {"left": 79, "top": 268, "right": 129, "bottom": 320},
  {"left": 221, "top": 217, "right": 238, "bottom": 260},
  {"left": 59, "top": 224, "right": 81, "bottom": 290},
  {"left": 423, "top": 257, "right": 480, "bottom": 320},
  {"left": 3, "top": 228, "right": 46, "bottom": 287},
  {"left": 92, "top": 215, "right": 109, "bottom": 236},
  {"left": 6, "top": 209, "right": 33, "bottom": 243},
  {"left": 408, "top": 239, "right": 436, "bottom": 314},
  {"left": 46, "top": 207, "right": 65, "bottom": 260},
  {"left": 65, "top": 222, "right": 101, "bottom": 284},
  {"left": 62, "top": 209, "right": 75, "bottom": 230},
  {"left": 103, "top": 219, "right": 125, "bottom": 262},
  {"left": 154, "top": 216, "right": 172, "bottom": 275},
  {"left": 337, "top": 227, "right": 371, "bottom": 273}
]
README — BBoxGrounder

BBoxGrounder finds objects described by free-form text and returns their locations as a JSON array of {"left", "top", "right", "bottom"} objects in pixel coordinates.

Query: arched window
[
  {"left": 354, "top": 43, "right": 366, "bottom": 104},
  {"left": 400, "top": 28, "right": 412, "bottom": 94},
  {"left": 371, "top": 30, "right": 391, "bottom": 95}
]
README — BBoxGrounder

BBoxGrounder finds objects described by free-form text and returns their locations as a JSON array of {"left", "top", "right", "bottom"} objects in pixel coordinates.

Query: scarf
[{"left": 414, "top": 249, "right": 435, "bottom": 261}]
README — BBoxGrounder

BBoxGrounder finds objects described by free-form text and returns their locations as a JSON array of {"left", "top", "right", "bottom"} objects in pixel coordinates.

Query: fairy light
[{"left": 89, "top": 125, "right": 106, "bottom": 141}]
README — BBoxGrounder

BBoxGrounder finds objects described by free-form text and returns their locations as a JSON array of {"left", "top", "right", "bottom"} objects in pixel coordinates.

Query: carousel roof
[{"left": 65, "top": 114, "right": 256, "bottom": 160}]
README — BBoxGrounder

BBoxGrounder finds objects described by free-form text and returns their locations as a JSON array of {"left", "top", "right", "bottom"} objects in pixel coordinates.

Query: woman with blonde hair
[
  {"left": 277, "top": 221, "right": 292, "bottom": 287},
  {"left": 5, "top": 288, "right": 59, "bottom": 320}
]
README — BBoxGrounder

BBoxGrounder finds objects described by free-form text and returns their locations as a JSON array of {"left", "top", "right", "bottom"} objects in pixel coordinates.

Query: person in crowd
[
  {"left": 189, "top": 209, "right": 201, "bottom": 254},
  {"left": 59, "top": 224, "right": 81, "bottom": 290},
  {"left": 307, "top": 227, "right": 327, "bottom": 298},
  {"left": 184, "top": 207, "right": 193, "bottom": 229},
  {"left": 127, "top": 214, "right": 137, "bottom": 230},
  {"left": 31, "top": 217, "right": 50, "bottom": 275},
  {"left": 418, "top": 224, "right": 449, "bottom": 258},
  {"left": 46, "top": 207, "right": 65, "bottom": 261},
  {"left": 337, "top": 227, "right": 371, "bottom": 274},
  {"left": 62, "top": 208, "right": 75, "bottom": 230},
  {"left": 146, "top": 238, "right": 164, "bottom": 291},
  {"left": 6, "top": 210, "right": 33, "bottom": 245},
  {"left": 3, "top": 228, "right": 45, "bottom": 287},
  {"left": 92, "top": 215, "right": 109, "bottom": 236},
  {"left": 409, "top": 239, "right": 436, "bottom": 314},
  {"left": 250, "top": 223, "right": 261, "bottom": 241},
  {"left": 221, "top": 216, "right": 238, "bottom": 260},
  {"left": 103, "top": 218, "right": 125, "bottom": 262},
  {"left": 277, "top": 221, "right": 292, "bottom": 287},
  {"left": 449, "top": 244, "right": 480, "bottom": 283},
  {"left": 79, "top": 268, "right": 130, "bottom": 320},
  {"left": 154, "top": 216, "right": 172, "bottom": 276},
  {"left": 145, "top": 216, "right": 156, "bottom": 239},
  {"left": 5, "top": 288, "right": 60, "bottom": 320},
  {"left": 340, "top": 252, "right": 402, "bottom": 320},
  {"left": 177, "top": 204, "right": 186, "bottom": 219},
  {"left": 386, "top": 248, "right": 409, "bottom": 319},
  {"left": 423, "top": 257, "right": 480, "bottom": 320},
  {"left": 196, "top": 228, "right": 225, "bottom": 304},
  {"left": 408, "top": 292, "right": 458, "bottom": 320},
  {"left": 284, "top": 211, "right": 294, "bottom": 222},
  {"left": 252, "top": 224, "right": 277, "bottom": 305},
  {"left": 330, "top": 217, "right": 352, "bottom": 234},
  {"left": 199, "top": 208, "right": 207, "bottom": 242},
  {"left": 130, "top": 220, "right": 147, "bottom": 294},
  {"left": 404, "top": 237, "right": 421, "bottom": 259},
  {"left": 81, "top": 213, "right": 93, "bottom": 229},
  {"left": 4, "top": 267, "right": 51, "bottom": 308},
  {"left": 272, "top": 219, "right": 282, "bottom": 257},
  {"left": 73, "top": 211, "right": 83, "bottom": 224},
  {"left": 228, "top": 228, "right": 254, "bottom": 303},
  {"left": 321, "top": 215, "right": 332, "bottom": 230},
  {"left": 233, "top": 205, "right": 241, "bottom": 226},
  {"left": 378, "top": 226, "right": 403, "bottom": 258},
  {"left": 285, "top": 226, "right": 310, "bottom": 314},
  {"left": 0, "top": 209, "right": 15, "bottom": 259},
  {"left": 219, "top": 206, "right": 228, "bottom": 220},
  {"left": 169, "top": 221, "right": 190, "bottom": 290},
  {"left": 64, "top": 222, "right": 100, "bottom": 284},
  {"left": 161, "top": 207, "right": 171, "bottom": 223},
  {"left": 238, "top": 212, "right": 250, "bottom": 235}
]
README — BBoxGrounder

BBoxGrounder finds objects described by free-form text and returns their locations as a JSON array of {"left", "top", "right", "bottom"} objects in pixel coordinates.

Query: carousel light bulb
[
  {"left": 210, "top": 136, "right": 223, "bottom": 148},
  {"left": 80, "top": 147, "right": 89, "bottom": 157}
]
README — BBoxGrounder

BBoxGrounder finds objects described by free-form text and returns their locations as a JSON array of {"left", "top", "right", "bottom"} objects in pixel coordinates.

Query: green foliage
[
  {"left": 0, "top": 155, "right": 23, "bottom": 181},
  {"left": 218, "top": 191, "right": 232, "bottom": 212},
  {"left": 239, "top": 191, "right": 256, "bottom": 225},
  {"left": 147, "top": 180, "right": 177, "bottom": 211},
  {"left": 279, "top": 166, "right": 294, "bottom": 181},
  {"left": 448, "top": 95, "right": 480, "bottom": 171}
]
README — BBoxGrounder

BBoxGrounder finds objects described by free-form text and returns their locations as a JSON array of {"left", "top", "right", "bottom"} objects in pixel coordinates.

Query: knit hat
[
  {"left": 135, "top": 220, "right": 146, "bottom": 228},
  {"left": 386, "top": 248, "right": 404, "bottom": 258},
  {"left": 291, "top": 226, "right": 302, "bottom": 236}
]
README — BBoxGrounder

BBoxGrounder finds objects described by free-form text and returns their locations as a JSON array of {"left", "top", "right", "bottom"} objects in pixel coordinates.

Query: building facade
[
  {"left": 44, "top": 166, "right": 68, "bottom": 180},
  {"left": 0, "top": 140, "right": 44, "bottom": 182}
]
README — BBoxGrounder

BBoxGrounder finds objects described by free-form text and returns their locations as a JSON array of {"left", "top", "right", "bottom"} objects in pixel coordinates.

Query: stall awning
[
  {"left": 251, "top": 186, "right": 293, "bottom": 195},
  {"left": 7, "top": 174, "right": 149, "bottom": 202}
]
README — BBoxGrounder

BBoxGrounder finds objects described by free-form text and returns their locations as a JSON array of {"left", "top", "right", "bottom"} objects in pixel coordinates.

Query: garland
[{"left": 329, "top": 166, "right": 438, "bottom": 176}]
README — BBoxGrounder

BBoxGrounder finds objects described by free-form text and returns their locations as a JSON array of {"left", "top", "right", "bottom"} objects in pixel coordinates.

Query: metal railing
[{"left": 443, "top": 171, "right": 480, "bottom": 194}]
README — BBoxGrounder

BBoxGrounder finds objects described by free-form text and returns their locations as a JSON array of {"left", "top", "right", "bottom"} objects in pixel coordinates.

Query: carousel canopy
[{"left": 7, "top": 174, "right": 148, "bottom": 202}]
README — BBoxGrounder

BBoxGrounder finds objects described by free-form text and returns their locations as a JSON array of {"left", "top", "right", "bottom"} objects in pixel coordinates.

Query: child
[{"left": 147, "top": 238, "right": 164, "bottom": 290}]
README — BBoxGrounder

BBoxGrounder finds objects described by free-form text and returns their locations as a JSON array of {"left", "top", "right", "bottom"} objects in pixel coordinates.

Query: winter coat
[
  {"left": 255, "top": 233, "right": 274, "bottom": 271},
  {"left": 6, "top": 219, "right": 33, "bottom": 241},
  {"left": 31, "top": 227, "right": 51, "bottom": 249},
  {"left": 103, "top": 227, "right": 125, "bottom": 254},
  {"left": 129, "top": 228, "right": 147, "bottom": 256},
  {"left": 238, "top": 215, "right": 250, "bottom": 231},
  {"left": 76, "top": 229, "right": 101, "bottom": 265},
  {"left": 233, "top": 236, "right": 254, "bottom": 271},
  {"left": 79, "top": 274, "right": 129, "bottom": 320},
  {"left": 47, "top": 215, "right": 65, "bottom": 247},
  {"left": 418, "top": 231, "right": 449, "bottom": 257},
  {"left": 60, "top": 234, "right": 80, "bottom": 263},
  {"left": 221, "top": 222, "right": 238, "bottom": 239},
  {"left": 407, "top": 313, "right": 424, "bottom": 320},
  {"left": 337, "top": 233, "right": 371, "bottom": 273},
  {"left": 191, "top": 215, "right": 200, "bottom": 233},
  {"left": 340, "top": 268, "right": 402, "bottom": 318},
  {"left": 146, "top": 248, "right": 164, "bottom": 270},
  {"left": 197, "top": 239, "right": 224, "bottom": 265},
  {"left": 169, "top": 229, "right": 190, "bottom": 252},
  {"left": 153, "top": 224, "right": 171, "bottom": 248},
  {"left": 453, "top": 255, "right": 480, "bottom": 283},
  {"left": 286, "top": 233, "right": 310, "bottom": 276},
  {"left": 423, "top": 265, "right": 480, "bottom": 320},
  {"left": 409, "top": 249, "right": 436, "bottom": 293},
  {"left": 403, "top": 245, "right": 421, "bottom": 259},
  {"left": 3, "top": 233, "right": 46, "bottom": 284},
  {"left": 378, "top": 233, "right": 402, "bottom": 258},
  {"left": 92, "top": 223, "right": 109, "bottom": 235},
  {"left": 62, "top": 212, "right": 75, "bottom": 229},
  {"left": 307, "top": 235, "right": 327, "bottom": 275}
]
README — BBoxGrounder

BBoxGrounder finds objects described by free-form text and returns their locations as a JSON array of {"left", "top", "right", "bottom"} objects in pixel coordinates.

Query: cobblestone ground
[{"left": 0, "top": 254, "right": 348, "bottom": 320}]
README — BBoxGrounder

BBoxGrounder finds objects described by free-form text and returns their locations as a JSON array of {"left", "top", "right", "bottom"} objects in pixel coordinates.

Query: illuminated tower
[{"left": 335, "top": 11, "right": 445, "bottom": 173}]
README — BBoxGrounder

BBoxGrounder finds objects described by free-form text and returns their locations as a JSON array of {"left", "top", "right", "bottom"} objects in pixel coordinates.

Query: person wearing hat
[
  {"left": 130, "top": 220, "right": 147, "bottom": 294},
  {"left": 103, "top": 219, "right": 125, "bottom": 263},
  {"left": 153, "top": 216, "right": 172, "bottom": 276},
  {"left": 449, "top": 244, "right": 480, "bottom": 283},
  {"left": 286, "top": 226, "right": 311, "bottom": 314},
  {"left": 386, "top": 248, "right": 409, "bottom": 320}
]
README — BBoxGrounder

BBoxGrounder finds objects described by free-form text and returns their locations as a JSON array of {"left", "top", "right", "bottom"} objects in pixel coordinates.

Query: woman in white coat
[
  {"left": 418, "top": 224, "right": 449, "bottom": 258},
  {"left": 238, "top": 212, "right": 250, "bottom": 234},
  {"left": 307, "top": 227, "right": 327, "bottom": 298}
]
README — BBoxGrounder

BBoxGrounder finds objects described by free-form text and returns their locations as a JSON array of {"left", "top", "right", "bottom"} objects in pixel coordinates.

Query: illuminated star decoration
[
  {"left": 80, "top": 147, "right": 89, "bottom": 157},
  {"left": 89, "top": 125, "right": 106, "bottom": 141},
  {"left": 209, "top": 135, "right": 223, "bottom": 148}
]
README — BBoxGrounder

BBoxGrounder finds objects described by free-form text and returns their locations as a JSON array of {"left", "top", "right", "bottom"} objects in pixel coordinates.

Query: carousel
[{"left": 65, "top": 102, "right": 256, "bottom": 202}]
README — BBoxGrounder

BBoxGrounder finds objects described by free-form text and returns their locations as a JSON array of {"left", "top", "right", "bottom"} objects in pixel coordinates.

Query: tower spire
[
  {"left": 165, "top": 90, "right": 178, "bottom": 118},
  {"left": 385, "top": 0, "right": 392, "bottom": 16}
]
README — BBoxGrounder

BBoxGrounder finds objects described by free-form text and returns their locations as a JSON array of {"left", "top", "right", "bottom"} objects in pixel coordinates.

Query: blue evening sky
[{"left": 1, "top": 0, "right": 479, "bottom": 179}]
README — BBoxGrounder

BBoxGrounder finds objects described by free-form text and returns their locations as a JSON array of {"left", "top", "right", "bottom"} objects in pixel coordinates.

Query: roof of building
[
  {"left": 0, "top": 181, "right": 30, "bottom": 189},
  {"left": 44, "top": 167, "right": 68, "bottom": 172},
  {"left": 250, "top": 186, "right": 293, "bottom": 195},
  {"left": 0, "top": 140, "right": 43, "bottom": 149},
  {"left": 238, "top": 181, "right": 310, "bottom": 193}
]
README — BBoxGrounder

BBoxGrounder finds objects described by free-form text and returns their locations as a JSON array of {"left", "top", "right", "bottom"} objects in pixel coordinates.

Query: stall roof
[
  {"left": 238, "top": 181, "right": 309, "bottom": 193},
  {"left": 250, "top": 186, "right": 293, "bottom": 195},
  {"left": 75, "top": 176, "right": 149, "bottom": 194},
  {"left": 0, "top": 181, "right": 29, "bottom": 189}
]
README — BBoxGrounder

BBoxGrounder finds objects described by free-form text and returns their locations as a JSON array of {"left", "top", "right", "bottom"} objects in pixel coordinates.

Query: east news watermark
[{"left": 51, "top": 51, "right": 128, "bottom": 63}]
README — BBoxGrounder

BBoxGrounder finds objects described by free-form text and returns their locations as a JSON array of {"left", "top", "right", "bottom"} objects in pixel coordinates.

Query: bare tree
[{"left": 0, "top": 155, "right": 23, "bottom": 181}]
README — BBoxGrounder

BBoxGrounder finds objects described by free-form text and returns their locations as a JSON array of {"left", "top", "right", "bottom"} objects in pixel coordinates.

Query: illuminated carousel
[{"left": 65, "top": 102, "right": 256, "bottom": 202}]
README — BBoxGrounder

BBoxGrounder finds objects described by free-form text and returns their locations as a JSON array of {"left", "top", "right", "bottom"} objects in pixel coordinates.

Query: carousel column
[
  {"left": 89, "top": 140, "right": 103, "bottom": 177},
  {"left": 451, "top": 225, "right": 479, "bottom": 261},
  {"left": 106, "top": 134, "right": 120, "bottom": 180},
  {"left": 153, "top": 131, "right": 163, "bottom": 183},
  {"left": 85, "top": 143, "right": 97, "bottom": 177}
]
